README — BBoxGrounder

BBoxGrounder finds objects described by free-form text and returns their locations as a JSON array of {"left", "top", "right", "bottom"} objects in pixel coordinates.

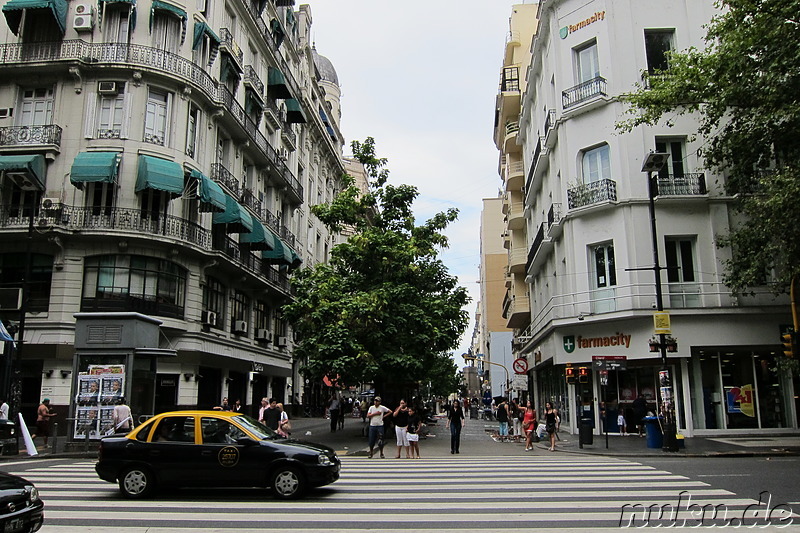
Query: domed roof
[{"left": 312, "top": 47, "right": 339, "bottom": 86}]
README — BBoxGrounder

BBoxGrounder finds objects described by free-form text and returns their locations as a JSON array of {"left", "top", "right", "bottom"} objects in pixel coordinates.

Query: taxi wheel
[
  {"left": 269, "top": 466, "right": 306, "bottom": 499},
  {"left": 119, "top": 466, "right": 155, "bottom": 499}
]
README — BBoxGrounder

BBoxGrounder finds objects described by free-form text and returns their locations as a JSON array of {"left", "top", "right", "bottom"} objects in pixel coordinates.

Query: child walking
[{"left": 617, "top": 409, "right": 627, "bottom": 436}]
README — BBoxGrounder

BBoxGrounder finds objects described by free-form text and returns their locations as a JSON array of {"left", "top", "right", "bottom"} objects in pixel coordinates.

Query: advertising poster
[
  {"left": 99, "top": 407, "right": 115, "bottom": 436},
  {"left": 725, "top": 385, "right": 755, "bottom": 417},
  {"left": 74, "top": 406, "right": 99, "bottom": 439},
  {"left": 76, "top": 375, "right": 100, "bottom": 404},
  {"left": 100, "top": 376, "right": 124, "bottom": 404}
]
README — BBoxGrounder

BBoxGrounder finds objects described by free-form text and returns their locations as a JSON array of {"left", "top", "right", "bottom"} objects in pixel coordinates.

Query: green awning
[
  {"left": 0, "top": 154, "right": 45, "bottom": 190},
  {"left": 240, "top": 218, "right": 275, "bottom": 250},
  {"left": 213, "top": 194, "right": 253, "bottom": 234},
  {"left": 267, "top": 66, "right": 292, "bottom": 99},
  {"left": 245, "top": 89, "right": 264, "bottom": 117},
  {"left": 262, "top": 231, "right": 293, "bottom": 265},
  {"left": 70, "top": 151, "right": 120, "bottom": 188},
  {"left": 285, "top": 98, "right": 306, "bottom": 124},
  {"left": 191, "top": 169, "right": 225, "bottom": 213},
  {"left": 135, "top": 155, "right": 184, "bottom": 197},
  {"left": 2, "top": 0, "right": 67, "bottom": 35},
  {"left": 220, "top": 54, "right": 241, "bottom": 85},
  {"left": 192, "top": 21, "right": 220, "bottom": 65},
  {"left": 290, "top": 249, "right": 302, "bottom": 269},
  {"left": 150, "top": 0, "right": 187, "bottom": 43},
  {"left": 270, "top": 18, "right": 285, "bottom": 48}
]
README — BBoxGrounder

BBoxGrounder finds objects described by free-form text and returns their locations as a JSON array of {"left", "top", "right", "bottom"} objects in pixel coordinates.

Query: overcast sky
[{"left": 303, "top": 1, "right": 531, "bottom": 363}]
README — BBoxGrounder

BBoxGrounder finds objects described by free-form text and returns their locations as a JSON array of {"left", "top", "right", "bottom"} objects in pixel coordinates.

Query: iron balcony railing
[
  {"left": 655, "top": 173, "right": 707, "bottom": 196},
  {"left": 567, "top": 178, "right": 618, "bottom": 209},
  {"left": 525, "top": 223, "right": 546, "bottom": 273},
  {"left": 0, "top": 124, "right": 62, "bottom": 147},
  {"left": 562, "top": 76, "right": 607, "bottom": 109},
  {"left": 240, "top": 187, "right": 263, "bottom": 216},
  {"left": 211, "top": 162, "right": 241, "bottom": 198},
  {"left": 281, "top": 123, "right": 296, "bottom": 147},
  {"left": 218, "top": 28, "right": 244, "bottom": 66},
  {"left": 547, "top": 203, "right": 562, "bottom": 227},
  {"left": 212, "top": 233, "right": 291, "bottom": 292},
  {"left": 243, "top": 65, "right": 264, "bottom": 96},
  {"left": 0, "top": 40, "right": 302, "bottom": 199},
  {"left": 544, "top": 109, "right": 556, "bottom": 133}
]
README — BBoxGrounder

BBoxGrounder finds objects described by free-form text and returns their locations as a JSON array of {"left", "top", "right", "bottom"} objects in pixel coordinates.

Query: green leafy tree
[
  {"left": 284, "top": 138, "right": 470, "bottom": 395},
  {"left": 618, "top": 0, "right": 800, "bottom": 296}
]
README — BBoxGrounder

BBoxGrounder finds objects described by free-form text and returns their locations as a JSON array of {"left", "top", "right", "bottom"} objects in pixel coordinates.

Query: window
[
  {"left": 231, "top": 290, "right": 250, "bottom": 335},
  {"left": 655, "top": 138, "right": 685, "bottom": 178},
  {"left": 144, "top": 88, "right": 171, "bottom": 146},
  {"left": 592, "top": 243, "right": 616, "bottom": 288},
  {"left": 192, "top": 32, "right": 212, "bottom": 67},
  {"left": 82, "top": 255, "right": 186, "bottom": 318},
  {"left": 105, "top": 7, "right": 130, "bottom": 44},
  {"left": 665, "top": 237, "right": 700, "bottom": 308},
  {"left": 644, "top": 29, "right": 675, "bottom": 73},
  {"left": 201, "top": 417, "right": 246, "bottom": 444},
  {"left": 87, "top": 182, "right": 114, "bottom": 216},
  {"left": 0, "top": 253, "right": 53, "bottom": 313},
  {"left": 582, "top": 144, "right": 611, "bottom": 183},
  {"left": 254, "top": 300, "right": 271, "bottom": 331},
  {"left": 140, "top": 189, "right": 168, "bottom": 222},
  {"left": 186, "top": 104, "right": 201, "bottom": 159},
  {"left": 152, "top": 416, "right": 195, "bottom": 442},
  {"left": 151, "top": 13, "right": 180, "bottom": 54},
  {"left": 98, "top": 92, "right": 126, "bottom": 139},
  {"left": 575, "top": 41, "right": 600, "bottom": 83},
  {"left": 18, "top": 87, "right": 54, "bottom": 127},
  {"left": 202, "top": 277, "right": 226, "bottom": 329}
]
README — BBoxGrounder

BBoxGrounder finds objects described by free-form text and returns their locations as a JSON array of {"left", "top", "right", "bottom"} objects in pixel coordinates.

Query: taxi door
[
  {"left": 198, "top": 416, "right": 264, "bottom": 487},
  {"left": 145, "top": 416, "right": 201, "bottom": 484}
]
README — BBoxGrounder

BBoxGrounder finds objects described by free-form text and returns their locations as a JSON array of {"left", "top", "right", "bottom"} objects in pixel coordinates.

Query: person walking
[
  {"left": 393, "top": 399, "right": 411, "bottom": 459},
  {"left": 277, "top": 403, "right": 291, "bottom": 437},
  {"left": 544, "top": 401, "right": 559, "bottom": 452},
  {"left": 510, "top": 399, "right": 523, "bottom": 440},
  {"left": 446, "top": 399, "right": 465, "bottom": 454},
  {"left": 262, "top": 398, "right": 281, "bottom": 431},
  {"left": 328, "top": 395, "right": 340, "bottom": 433},
  {"left": 407, "top": 406, "right": 422, "bottom": 458},
  {"left": 112, "top": 397, "right": 133, "bottom": 434},
  {"left": 0, "top": 398, "right": 8, "bottom": 420},
  {"left": 367, "top": 397, "right": 391, "bottom": 458},
  {"left": 522, "top": 400, "right": 537, "bottom": 451},
  {"left": 632, "top": 395, "right": 647, "bottom": 437},
  {"left": 617, "top": 408, "right": 627, "bottom": 436},
  {"left": 31, "top": 398, "right": 56, "bottom": 448},
  {"left": 496, "top": 398, "right": 510, "bottom": 442}
]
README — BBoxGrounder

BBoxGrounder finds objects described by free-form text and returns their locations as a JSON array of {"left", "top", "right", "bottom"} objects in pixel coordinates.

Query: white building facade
[
  {"left": 0, "top": 0, "right": 346, "bottom": 433},
  {"left": 505, "top": 0, "right": 796, "bottom": 436}
]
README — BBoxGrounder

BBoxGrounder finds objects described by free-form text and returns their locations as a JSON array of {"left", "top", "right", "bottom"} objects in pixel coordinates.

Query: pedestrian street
[{"left": 5, "top": 455, "right": 788, "bottom": 532}]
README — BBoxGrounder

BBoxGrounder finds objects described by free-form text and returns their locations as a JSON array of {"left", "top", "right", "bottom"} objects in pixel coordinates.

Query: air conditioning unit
[
  {"left": 255, "top": 328, "right": 271, "bottom": 341},
  {"left": 276, "top": 336, "right": 287, "bottom": 347},
  {"left": 201, "top": 310, "right": 217, "bottom": 326},
  {"left": 73, "top": 3, "right": 94, "bottom": 32},
  {"left": 233, "top": 320, "right": 248, "bottom": 334},
  {"left": 98, "top": 81, "right": 118, "bottom": 95},
  {"left": 40, "top": 197, "right": 61, "bottom": 211}
]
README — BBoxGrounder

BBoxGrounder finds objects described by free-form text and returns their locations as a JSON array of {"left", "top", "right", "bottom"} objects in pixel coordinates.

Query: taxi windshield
[{"left": 234, "top": 414, "right": 279, "bottom": 440}]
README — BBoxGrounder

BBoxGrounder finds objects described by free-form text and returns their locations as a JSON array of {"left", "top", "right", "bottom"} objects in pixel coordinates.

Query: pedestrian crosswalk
[{"left": 11, "top": 456, "right": 793, "bottom": 532}]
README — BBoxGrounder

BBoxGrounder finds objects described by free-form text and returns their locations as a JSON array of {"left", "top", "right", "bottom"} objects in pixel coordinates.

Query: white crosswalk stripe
[{"left": 8, "top": 457, "right": 792, "bottom": 532}]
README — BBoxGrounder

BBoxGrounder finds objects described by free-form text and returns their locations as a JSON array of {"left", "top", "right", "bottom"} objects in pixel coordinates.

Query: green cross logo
[
  {"left": 560, "top": 26, "right": 569, "bottom": 39},
  {"left": 563, "top": 335, "right": 576, "bottom": 353}
]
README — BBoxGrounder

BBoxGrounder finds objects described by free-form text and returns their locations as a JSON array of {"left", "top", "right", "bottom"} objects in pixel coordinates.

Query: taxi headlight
[
  {"left": 317, "top": 454, "right": 332, "bottom": 466},
  {"left": 26, "top": 486, "right": 39, "bottom": 503}
]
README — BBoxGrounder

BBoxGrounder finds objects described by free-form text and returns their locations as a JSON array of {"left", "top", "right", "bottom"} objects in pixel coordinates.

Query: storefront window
[{"left": 537, "top": 364, "right": 570, "bottom": 429}]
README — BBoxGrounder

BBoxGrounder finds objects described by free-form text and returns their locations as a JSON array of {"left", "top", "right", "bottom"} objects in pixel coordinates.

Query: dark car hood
[{"left": 267, "top": 438, "right": 335, "bottom": 455}]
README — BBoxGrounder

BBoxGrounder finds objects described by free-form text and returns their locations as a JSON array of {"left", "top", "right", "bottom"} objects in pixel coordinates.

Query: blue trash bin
[{"left": 644, "top": 416, "right": 663, "bottom": 448}]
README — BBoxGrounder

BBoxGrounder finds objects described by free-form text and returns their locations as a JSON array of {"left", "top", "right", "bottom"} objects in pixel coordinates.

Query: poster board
[{"left": 73, "top": 364, "right": 125, "bottom": 439}]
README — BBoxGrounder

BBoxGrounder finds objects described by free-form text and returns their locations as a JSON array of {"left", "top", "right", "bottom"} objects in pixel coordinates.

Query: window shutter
[
  {"left": 84, "top": 92, "right": 97, "bottom": 139},
  {"left": 121, "top": 93, "right": 132, "bottom": 139}
]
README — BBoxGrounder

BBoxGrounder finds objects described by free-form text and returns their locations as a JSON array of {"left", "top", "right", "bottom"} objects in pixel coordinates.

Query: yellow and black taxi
[
  {"left": 95, "top": 410, "right": 339, "bottom": 499},
  {"left": 0, "top": 472, "right": 43, "bottom": 533}
]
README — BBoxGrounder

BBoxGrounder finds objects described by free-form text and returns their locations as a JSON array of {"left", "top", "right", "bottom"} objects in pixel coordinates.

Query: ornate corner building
[{"left": 0, "top": 0, "right": 348, "bottom": 433}]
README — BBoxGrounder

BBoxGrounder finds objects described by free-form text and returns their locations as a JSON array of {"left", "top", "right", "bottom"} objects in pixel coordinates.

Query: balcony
[
  {"left": 567, "top": 178, "right": 617, "bottom": 209},
  {"left": 280, "top": 123, "right": 296, "bottom": 150},
  {"left": 504, "top": 158, "right": 524, "bottom": 190},
  {"left": 218, "top": 28, "right": 244, "bottom": 70},
  {"left": 655, "top": 173, "right": 707, "bottom": 196},
  {"left": 240, "top": 187, "right": 262, "bottom": 216},
  {"left": 508, "top": 244, "right": 527, "bottom": 274},
  {"left": 263, "top": 96, "right": 281, "bottom": 130},
  {"left": 525, "top": 136, "right": 548, "bottom": 199},
  {"left": 502, "top": 291, "right": 530, "bottom": 329},
  {"left": 525, "top": 222, "right": 553, "bottom": 274},
  {"left": 211, "top": 162, "right": 240, "bottom": 198},
  {"left": 547, "top": 203, "right": 563, "bottom": 238},
  {"left": 507, "top": 194, "right": 525, "bottom": 230},
  {"left": 243, "top": 65, "right": 265, "bottom": 97},
  {"left": 0, "top": 124, "right": 62, "bottom": 149},
  {"left": 504, "top": 121, "right": 519, "bottom": 153},
  {"left": 543, "top": 109, "right": 557, "bottom": 147},
  {"left": 562, "top": 76, "right": 607, "bottom": 109}
]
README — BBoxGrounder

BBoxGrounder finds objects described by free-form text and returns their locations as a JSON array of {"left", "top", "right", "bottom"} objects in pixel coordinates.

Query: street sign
[
  {"left": 512, "top": 375, "right": 527, "bottom": 390},
  {"left": 592, "top": 355, "right": 627, "bottom": 371},
  {"left": 513, "top": 358, "right": 528, "bottom": 374},
  {"left": 654, "top": 312, "right": 671, "bottom": 335}
]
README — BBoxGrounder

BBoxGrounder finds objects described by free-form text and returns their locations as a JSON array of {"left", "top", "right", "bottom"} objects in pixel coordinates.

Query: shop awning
[
  {"left": 285, "top": 98, "right": 306, "bottom": 124},
  {"left": 267, "top": 66, "right": 292, "bottom": 100},
  {"left": 135, "top": 155, "right": 184, "bottom": 197},
  {"left": 212, "top": 194, "right": 253, "bottom": 234},
  {"left": 262, "top": 231, "right": 293, "bottom": 265},
  {"left": 150, "top": 0, "right": 187, "bottom": 43},
  {"left": 2, "top": 0, "right": 67, "bottom": 35},
  {"left": 0, "top": 154, "right": 45, "bottom": 190},
  {"left": 240, "top": 218, "right": 275, "bottom": 251},
  {"left": 70, "top": 151, "right": 120, "bottom": 188},
  {"left": 191, "top": 169, "right": 225, "bottom": 213}
]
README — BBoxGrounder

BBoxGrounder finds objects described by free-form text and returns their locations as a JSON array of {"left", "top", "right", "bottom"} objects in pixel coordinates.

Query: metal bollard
[
  {"left": 85, "top": 425, "right": 90, "bottom": 452},
  {"left": 51, "top": 423, "right": 58, "bottom": 454}
]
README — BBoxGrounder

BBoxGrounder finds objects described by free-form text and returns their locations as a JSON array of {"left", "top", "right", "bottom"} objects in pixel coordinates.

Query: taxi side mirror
[{"left": 236, "top": 436, "right": 258, "bottom": 446}]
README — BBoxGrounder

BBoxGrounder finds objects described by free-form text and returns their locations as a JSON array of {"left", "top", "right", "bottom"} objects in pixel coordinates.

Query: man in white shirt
[
  {"left": 0, "top": 399, "right": 8, "bottom": 420},
  {"left": 366, "top": 396, "right": 391, "bottom": 458}
]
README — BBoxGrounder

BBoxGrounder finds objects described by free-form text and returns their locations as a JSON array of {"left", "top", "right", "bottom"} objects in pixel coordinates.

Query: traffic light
[
  {"left": 782, "top": 331, "right": 797, "bottom": 358},
  {"left": 565, "top": 366, "right": 576, "bottom": 384},
  {"left": 578, "top": 366, "right": 589, "bottom": 384}
]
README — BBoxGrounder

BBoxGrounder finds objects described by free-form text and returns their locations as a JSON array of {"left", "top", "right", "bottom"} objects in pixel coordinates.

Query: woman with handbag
[
  {"left": 522, "top": 400, "right": 537, "bottom": 451},
  {"left": 544, "top": 401, "right": 559, "bottom": 451},
  {"left": 277, "top": 403, "right": 291, "bottom": 437}
]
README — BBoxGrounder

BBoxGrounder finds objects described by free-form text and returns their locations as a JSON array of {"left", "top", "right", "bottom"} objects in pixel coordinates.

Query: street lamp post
[
  {"left": 642, "top": 152, "right": 679, "bottom": 453},
  {"left": 463, "top": 354, "right": 511, "bottom": 398}
]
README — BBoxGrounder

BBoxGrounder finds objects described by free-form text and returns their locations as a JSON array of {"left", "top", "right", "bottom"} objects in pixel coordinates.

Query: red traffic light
[
  {"left": 565, "top": 366, "right": 576, "bottom": 384},
  {"left": 578, "top": 366, "right": 589, "bottom": 383}
]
